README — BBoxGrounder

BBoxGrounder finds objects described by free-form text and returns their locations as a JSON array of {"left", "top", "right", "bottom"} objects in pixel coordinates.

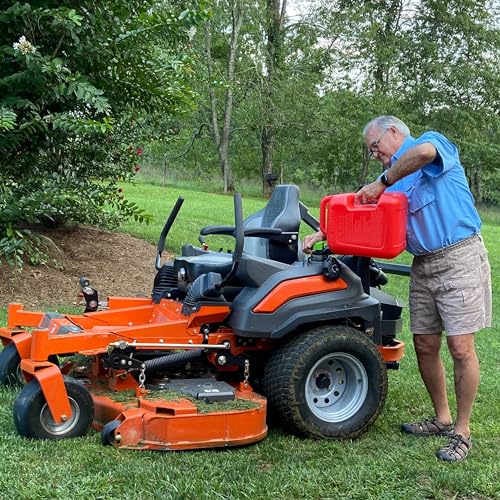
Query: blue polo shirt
[{"left": 385, "top": 132, "right": 481, "bottom": 255}]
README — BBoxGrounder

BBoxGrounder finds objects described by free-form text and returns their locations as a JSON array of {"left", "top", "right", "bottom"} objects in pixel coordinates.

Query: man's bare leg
[
  {"left": 413, "top": 333, "right": 453, "bottom": 425},
  {"left": 446, "top": 333, "right": 479, "bottom": 438}
]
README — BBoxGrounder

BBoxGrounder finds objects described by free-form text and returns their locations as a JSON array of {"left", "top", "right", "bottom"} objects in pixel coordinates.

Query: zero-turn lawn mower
[{"left": 0, "top": 185, "right": 408, "bottom": 451}]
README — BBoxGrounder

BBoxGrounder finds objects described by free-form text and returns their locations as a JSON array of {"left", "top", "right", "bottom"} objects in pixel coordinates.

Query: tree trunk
[
  {"left": 205, "top": 1, "right": 244, "bottom": 194},
  {"left": 261, "top": 0, "right": 287, "bottom": 197},
  {"left": 472, "top": 166, "right": 482, "bottom": 203},
  {"left": 358, "top": 148, "right": 371, "bottom": 188},
  {"left": 261, "top": 125, "right": 274, "bottom": 197},
  {"left": 205, "top": 22, "right": 221, "bottom": 164},
  {"left": 372, "top": 0, "right": 403, "bottom": 93}
]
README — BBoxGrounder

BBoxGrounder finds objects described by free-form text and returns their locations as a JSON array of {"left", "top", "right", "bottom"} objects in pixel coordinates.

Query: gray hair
[{"left": 363, "top": 115, "right": 411, "bottom": 138}]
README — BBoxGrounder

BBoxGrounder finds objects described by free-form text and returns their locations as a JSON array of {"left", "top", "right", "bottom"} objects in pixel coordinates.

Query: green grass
[
  {"left": 132, "top": 167, "right": 500, "bottom": 226},
  {"left": 0, "top": 183, "right": 499, "bottom": 499},
  {"left": 478, "top": 204, "right": 500, "bottom": 226},
  {"left": 133, "top": 161, "right": 330, "bottom": 206}
]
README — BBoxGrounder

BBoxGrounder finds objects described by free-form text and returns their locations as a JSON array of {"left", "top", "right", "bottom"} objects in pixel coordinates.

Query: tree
[
  {"left": 0, "top": 1, "right": 208, "bottom": 266},
  {"left": 259, "top": 0, "right": 288, "bottom": 196},
  {"left": 134, "top": 0, "right": 499, "bottom": 202},
  {"left": 299, "top": 0, "right": 500, "bottom": 197}
]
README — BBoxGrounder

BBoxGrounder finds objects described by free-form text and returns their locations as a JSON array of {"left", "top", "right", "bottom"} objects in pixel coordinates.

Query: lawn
[{"left": 0, "top": 183, "right": 498, "bottom": 499}]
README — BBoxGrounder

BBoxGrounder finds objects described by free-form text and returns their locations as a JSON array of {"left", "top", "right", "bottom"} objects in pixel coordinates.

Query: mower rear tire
[
  {"left": 0, "top": 344, "right": 25, "bottom": 387},
  {"left": 13, "top": 376, "right": 94, "bottom": 439},
  {"left": 263, "top": 325, "right": 387, "bottom": 439}
]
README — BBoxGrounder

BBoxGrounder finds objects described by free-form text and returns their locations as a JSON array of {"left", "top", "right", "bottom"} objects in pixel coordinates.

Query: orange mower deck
[{"left": 92, "top": 383, "right": 267, "bottom": 451}]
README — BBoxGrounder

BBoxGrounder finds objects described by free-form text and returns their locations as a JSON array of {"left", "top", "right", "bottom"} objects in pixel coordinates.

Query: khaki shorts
[{"left": 409, "top": 234, "right": 492, "bottom": 336}]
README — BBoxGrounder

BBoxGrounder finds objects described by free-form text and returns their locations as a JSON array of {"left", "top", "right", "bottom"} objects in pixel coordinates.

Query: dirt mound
[{"left": 0, "top": 226, "right": 159, "bottom": 309}]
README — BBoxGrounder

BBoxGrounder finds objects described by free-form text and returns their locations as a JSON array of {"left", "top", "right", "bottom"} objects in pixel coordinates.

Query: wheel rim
[
  {"left": 39, "top": 397, "right": 81, "bottom": 436},
  {"left": 305, "top": 352, "right": 368, "bottom": 423}
]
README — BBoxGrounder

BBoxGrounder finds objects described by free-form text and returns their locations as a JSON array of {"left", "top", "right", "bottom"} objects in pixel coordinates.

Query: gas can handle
[
  {"left": 319, "top": 195, "right": 333, "bottom": 234},
  {"left": 350, "top": 193, "right": 378, "bottom": 210}
]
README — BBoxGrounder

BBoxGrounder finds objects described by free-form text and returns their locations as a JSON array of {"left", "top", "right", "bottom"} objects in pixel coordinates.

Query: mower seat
[
  {"left": 173, "top": 185, "right": 302, "bottom": 293},
  {"left": 181, "top": 184, "right": 302, "bottom": 264},
  {"left": 243, "top": 184, "right": 302, "bottom": 264}
]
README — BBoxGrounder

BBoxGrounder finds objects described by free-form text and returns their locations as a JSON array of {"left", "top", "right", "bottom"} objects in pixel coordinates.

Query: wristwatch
[{"left": 379, "top": 171, "right": 393, "bottom": 187}]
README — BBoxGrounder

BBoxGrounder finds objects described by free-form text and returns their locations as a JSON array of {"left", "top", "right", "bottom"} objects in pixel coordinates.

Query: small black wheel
[
  {"left": 262, "top": 325, "right": 388, "bottom": 439},
  {"left": 101, "top": 420, "right": 121, "bottom": 446},
  {"left": 13, "top": 376, "right": 94, "bottom": 439},
  {"left": 0, "top": 345, "right": 60, "bottom": 387},
  {"left": 0, "top": 344, "right": 24, "bottom": 387}
]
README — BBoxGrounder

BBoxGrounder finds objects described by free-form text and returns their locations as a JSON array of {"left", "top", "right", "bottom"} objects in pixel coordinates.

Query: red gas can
[{"left": 320, "top": 192, "right": 408, "bottom": 258}]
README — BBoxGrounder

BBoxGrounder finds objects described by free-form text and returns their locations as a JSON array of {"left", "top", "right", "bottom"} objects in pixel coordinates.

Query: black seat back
[{"left": 243, "top": 184, "right": 301, "bottom": 264}]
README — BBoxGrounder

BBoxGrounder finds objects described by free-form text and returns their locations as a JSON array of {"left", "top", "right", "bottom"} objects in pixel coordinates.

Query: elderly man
[{"left": 304, "top": 115, "right": 491, "bottom": 462}]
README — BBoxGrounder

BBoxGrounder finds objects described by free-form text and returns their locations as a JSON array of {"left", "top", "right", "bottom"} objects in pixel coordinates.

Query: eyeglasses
[{"left": 368, "top": 129, "right": 389, "bottom": 159}]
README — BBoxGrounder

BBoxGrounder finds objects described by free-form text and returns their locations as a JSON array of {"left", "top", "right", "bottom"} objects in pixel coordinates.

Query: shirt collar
[{"left": 390, "top": 135, "right": 416, "bottom": 166}]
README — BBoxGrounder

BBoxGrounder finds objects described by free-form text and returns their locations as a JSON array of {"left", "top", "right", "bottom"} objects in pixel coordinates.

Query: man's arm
[
  {"left": 355, "top": 143, "right": 437, "bottom": 204},
  {"left": 384, "top": 142, "right": 437, "bottom": 185}
]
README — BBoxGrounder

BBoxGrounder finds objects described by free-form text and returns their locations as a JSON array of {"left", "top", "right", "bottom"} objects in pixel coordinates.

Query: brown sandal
[
  {"left": 436, "top": 434, "right": 472, "bottom": 462},
  {"left": 401, "top": 418, "right": 454, "bottom": 437}
]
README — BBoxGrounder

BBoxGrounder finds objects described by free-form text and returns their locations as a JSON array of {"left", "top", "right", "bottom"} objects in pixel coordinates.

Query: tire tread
[{"left": 262, "top": 325, "right": 388, "bottom": 439}]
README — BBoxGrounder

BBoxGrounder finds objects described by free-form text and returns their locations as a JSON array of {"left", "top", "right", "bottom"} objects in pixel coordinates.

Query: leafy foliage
[
  {"left": 0, "top": 1, "right": 209, "bottom": 267},
  {"left": 1, "top": 0, "right": 498, "bottom": 268}
]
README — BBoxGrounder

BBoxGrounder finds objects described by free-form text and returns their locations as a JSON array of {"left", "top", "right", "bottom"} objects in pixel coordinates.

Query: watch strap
[{"left": 380, "top": 171, "right": 392, "bottom": 187}]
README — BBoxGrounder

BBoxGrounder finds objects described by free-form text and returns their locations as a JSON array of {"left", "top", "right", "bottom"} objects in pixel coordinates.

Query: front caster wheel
[
  {"left": 13, "top": 376, "right": 94, "bottom": 439},
  {"left": 101, "top": 420, "right": 121, "bottom": 446},
  {"left": 0, "top": 344, "right": 24, "bottom": 387},
  {"left": 263, "top": 325, "right": 388, "bottom": 439}
]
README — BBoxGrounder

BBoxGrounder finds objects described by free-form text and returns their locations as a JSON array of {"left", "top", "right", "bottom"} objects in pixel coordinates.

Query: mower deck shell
[{"left": 91, "top": 384, "right": 267, "bottom": 451}]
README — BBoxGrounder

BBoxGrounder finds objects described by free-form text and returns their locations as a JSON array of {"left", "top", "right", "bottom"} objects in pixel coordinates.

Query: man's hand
[
  {"left": 354, "top": 179, "right": 386, "bottom": 205},
  {"left": 303, "top": 231, "right": 325, "bottom": 254}
]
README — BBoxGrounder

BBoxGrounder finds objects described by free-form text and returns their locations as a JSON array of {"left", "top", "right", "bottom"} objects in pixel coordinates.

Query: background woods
[
  {"left": 0, "top": 5, "right": 499, "bottom": 498},
  {"left": 144, "top": 0, "right": 500, "bottom": 200}
]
